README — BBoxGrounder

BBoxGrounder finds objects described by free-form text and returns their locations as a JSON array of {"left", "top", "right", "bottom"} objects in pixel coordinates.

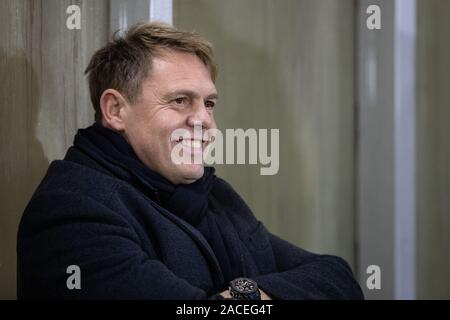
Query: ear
[{"left": 99, "top": 89, "right": 128, "bottom": 131}]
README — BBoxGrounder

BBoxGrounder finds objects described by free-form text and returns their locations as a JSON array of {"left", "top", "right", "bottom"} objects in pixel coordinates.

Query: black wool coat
[{"left": 17, "top": 143, "right": 364, "bottom": 300}]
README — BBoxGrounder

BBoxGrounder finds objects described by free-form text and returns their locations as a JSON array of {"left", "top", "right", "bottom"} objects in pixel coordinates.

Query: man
[{"left": 17, "top": 22, "right": 363, "bottom": 300}]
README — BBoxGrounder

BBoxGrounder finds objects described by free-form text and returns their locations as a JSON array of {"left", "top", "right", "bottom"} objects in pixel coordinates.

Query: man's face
[{"left": 121, "top": 50, "right": 218, "bottom": 185}]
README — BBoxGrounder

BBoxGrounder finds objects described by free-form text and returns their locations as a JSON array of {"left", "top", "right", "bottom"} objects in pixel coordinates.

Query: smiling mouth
[{"left": 173, "top": 137, "right": 211, "bottom": 149}]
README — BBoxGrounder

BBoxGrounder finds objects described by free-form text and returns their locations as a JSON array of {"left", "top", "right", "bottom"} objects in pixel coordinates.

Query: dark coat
[{"left": 17, "top": 144, "right": 364, "bottom": 300}]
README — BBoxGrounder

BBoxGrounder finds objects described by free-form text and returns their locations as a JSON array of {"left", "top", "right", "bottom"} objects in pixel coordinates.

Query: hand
[
  {"left": 219, "top": 289, "right": 232, "bottom": 299},
  {"left": 259, "top": 289, "right": 272, "bottom": 300},
  {"left": 219, "top": 289, "right": 272, "bottom": 300}
]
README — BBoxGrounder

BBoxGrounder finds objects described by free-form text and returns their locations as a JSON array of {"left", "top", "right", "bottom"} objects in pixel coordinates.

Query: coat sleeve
[
  {"left": 17, "top": 191, "right": 222, "bottom": 300},
  {"left": 253, "top": 232, "right": 364, "bottom": 300}
]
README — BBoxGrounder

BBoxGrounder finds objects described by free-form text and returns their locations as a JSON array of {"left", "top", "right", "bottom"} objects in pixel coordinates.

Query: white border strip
[
  {"left": 110, "top": 0, "right": 173, "bottom": 35},
  {"left": 150, "top": 0, "right": 173, "bottom": 25},
  {"left": 394, "top": 0, "right": 417, "bottom": 300}
]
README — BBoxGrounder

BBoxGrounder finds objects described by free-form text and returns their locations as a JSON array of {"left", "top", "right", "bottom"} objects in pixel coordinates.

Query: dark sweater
[{"left": 17, "top": 128, "right": 364, "bottom": 300}]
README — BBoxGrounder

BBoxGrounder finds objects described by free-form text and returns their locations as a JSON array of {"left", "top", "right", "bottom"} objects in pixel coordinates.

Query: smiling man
[
  {"left": 106, "top": 48, "right": 218, "bottom": 185},
  {"left": 17, "top": 22, "right": 363, "bottom": 300}
]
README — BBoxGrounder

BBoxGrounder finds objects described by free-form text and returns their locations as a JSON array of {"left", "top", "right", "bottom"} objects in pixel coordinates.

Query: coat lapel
[{"left": 148, "top": 198, "right": 225, "bottom": 288}]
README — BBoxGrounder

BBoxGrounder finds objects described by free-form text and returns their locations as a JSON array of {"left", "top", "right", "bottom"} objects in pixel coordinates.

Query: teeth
[
  {"left": 180, "top": 140, "right": 202, "bottom": 148},
  {"left": 181, "top": 140, "right": 190, "bottom": 147},
  {"left": 193, "top": 140, "right": 202, "bottom": 148}
]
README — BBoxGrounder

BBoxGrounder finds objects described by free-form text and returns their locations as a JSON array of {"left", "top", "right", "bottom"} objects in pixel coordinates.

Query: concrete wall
[
  {"left": 174, "top": 0, "right": 357, "bottom": 270},
  {"left": 357, "top": 0, "right": 396, "bottom": 299},
  {"left": 416, "top": 0, "right": 450, "bottom": 299},
  {"left": 0, "top": 0, "right": 109, "bottom": 299}
]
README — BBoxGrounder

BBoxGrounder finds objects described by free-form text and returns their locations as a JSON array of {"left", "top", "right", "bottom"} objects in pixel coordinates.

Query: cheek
[
  {"left": 149, "top": 125, "right": 175, "bottom": 155},
  {"left": 209, "top": 113, "right": 217, "bottom": 126}
]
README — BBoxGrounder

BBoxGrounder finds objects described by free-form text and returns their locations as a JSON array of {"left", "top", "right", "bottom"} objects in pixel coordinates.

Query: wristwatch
[{"left": 228, "top": 277, "right": 261, "bottom": 300}]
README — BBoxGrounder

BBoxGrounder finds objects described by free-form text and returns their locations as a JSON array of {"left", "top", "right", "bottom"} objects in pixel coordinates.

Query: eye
[
  {"left": 205, "top": 100, "right": 215, "bottom": 109},
  {"left": 172, "top": 97, "right": 188, "bottom": 106}
]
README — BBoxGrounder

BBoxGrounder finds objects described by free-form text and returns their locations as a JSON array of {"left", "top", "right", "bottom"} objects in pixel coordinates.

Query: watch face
[
  {"left": 229, "top": 278, "right": 261, "bottom": 300},
  {"left": 231, "top": 278, "right": 258, "bottom": 294}
]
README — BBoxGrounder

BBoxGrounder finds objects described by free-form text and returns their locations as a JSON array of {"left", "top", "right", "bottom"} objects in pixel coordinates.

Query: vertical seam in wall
[{"left": 352, "top": 0, "right": 361, "bottom": 280}]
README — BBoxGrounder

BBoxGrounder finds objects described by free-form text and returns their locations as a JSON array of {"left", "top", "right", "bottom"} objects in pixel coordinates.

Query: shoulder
[
  {"left": 32, "top": 159, "right": 122, "bottom": 205},
  {"left": 19, "top": 160, "right": 135, "bottom": 234}
]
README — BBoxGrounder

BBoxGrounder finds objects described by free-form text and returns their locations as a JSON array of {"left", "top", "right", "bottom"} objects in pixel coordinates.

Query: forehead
[{"left": 144, "top": 50, "right": 216, "bottom": 94}]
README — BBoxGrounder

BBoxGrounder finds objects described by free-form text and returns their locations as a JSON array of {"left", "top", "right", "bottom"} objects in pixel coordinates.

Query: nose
[{"left": 186, "top": 100, "right": 214, "bottom": 129}]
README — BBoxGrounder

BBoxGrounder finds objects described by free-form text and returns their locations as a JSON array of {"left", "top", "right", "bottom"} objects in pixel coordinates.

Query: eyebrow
[{"left": 165, "top": 90, "right": 218, "bottom": 101}]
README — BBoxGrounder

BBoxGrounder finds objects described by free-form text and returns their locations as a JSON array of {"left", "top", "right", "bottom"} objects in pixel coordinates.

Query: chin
[{"left": 177, "top": 164, "right": 205, "bottom": 184}]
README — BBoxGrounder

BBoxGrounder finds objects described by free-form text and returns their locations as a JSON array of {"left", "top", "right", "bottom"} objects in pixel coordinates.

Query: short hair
[{"left": 85, "top": 22, "right": 217, "bottom": 122}]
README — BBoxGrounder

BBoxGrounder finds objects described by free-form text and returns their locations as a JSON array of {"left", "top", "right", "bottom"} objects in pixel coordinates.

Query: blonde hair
[{"left": 85, "top": 22, "right": 217, "bottom": 122}]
